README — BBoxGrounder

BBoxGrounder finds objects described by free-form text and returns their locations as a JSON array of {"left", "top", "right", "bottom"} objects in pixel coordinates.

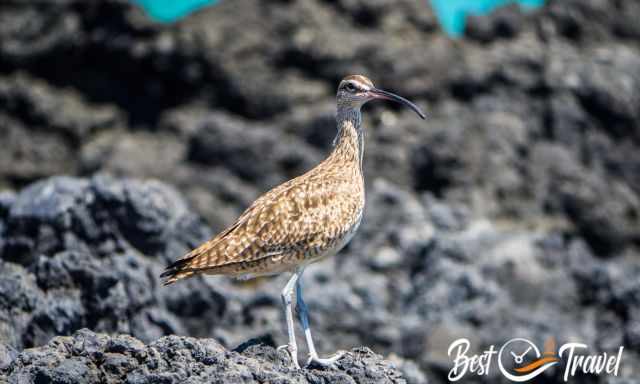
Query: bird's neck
[{"left": 331, "top": 108, "right": 364, "bottom": 169}]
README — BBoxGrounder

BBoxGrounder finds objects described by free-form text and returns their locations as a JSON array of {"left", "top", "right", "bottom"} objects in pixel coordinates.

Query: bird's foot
[
  {"left": 277, "top": 344, "right": 300, "bottom": 369},
  {"left": 305, "top": 350, "right": 347, "bottom": 369}
]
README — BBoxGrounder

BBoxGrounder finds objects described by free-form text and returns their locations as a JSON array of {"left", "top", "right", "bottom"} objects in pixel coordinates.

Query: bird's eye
[{"left": 345, "top": 83, "right": 357, "bottom": 92}]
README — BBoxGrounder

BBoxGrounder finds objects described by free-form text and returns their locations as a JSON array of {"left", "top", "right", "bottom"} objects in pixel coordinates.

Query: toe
[
  {"left": 276, "top": 344, "right": 300, "bottom": 369},
  {"left": 305, "top": 351, "right": 346, "bottom": 369}
]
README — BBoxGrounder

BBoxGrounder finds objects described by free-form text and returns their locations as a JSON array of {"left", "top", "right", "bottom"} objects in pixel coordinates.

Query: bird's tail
[
  {"left": 160, "top": 255, "right": 198, "bottom": 285},
  {"left": 161, "top": 220, "right": 247, "bottom": 285},
  {"left": 160, "top": 239, "right": 234, "bottom": 285}
]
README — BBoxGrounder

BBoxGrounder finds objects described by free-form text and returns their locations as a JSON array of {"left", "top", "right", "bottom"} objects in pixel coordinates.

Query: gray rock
[
  {"left": 0, "top": 0, "right": 638, "bottom": 259},
  {"left": 1, "top": 175, "right": 210, "bottom": 264},
  {"left": 185, "top": 112, "right": 322, "bottom": 189},
  {"left": 2, "top": 329, "right": 408, "bottom": 384},
  {"left": 0, "top": 343, "right": 17, "bottom": 371},
  {"left": 0, "top": 171, "right": 639, "bottom": 382},
  {"left": 0, "top": 175, "right": 211, "bottom": 350},
  {"left": 466, "top": 4, "right": 524, "bottom": 42},
  {"left": 0, "top": 0, "right": 639, "bottom": 383}
]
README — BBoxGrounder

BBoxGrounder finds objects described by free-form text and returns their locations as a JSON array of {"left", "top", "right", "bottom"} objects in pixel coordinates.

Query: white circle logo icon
[{"left": 498, "top": 338, "right": 559, "bottom": 382}]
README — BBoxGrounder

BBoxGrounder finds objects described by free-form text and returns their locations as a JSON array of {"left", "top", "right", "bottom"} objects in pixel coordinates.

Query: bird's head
[{"left": 337, "top": 75, "right": 426, "bottom": 119}]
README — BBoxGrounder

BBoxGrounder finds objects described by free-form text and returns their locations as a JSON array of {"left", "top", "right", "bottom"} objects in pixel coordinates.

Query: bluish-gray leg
[
  {"left": 296, "top": 277, "right": 345, "bottom": 367},
  {"left": 277, "top": 270, "right": 301, "bottom": 369}
]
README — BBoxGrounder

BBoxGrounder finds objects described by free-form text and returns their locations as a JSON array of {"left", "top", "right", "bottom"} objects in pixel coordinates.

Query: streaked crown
[
  {"left": 342, "top": 75, "right": 374, "bottom": 89},
  {"left": 337, "top": 74, "right": 375, "bottom": 108}
]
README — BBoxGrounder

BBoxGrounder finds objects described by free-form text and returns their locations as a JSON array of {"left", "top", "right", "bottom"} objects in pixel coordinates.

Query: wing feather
[{"left": 161, "top": 172, "right": 362, "bottom": 284}]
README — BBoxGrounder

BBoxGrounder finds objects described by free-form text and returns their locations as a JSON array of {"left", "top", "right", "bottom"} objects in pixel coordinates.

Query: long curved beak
[{"left": 369, "top": 88, "right": 426, "bottom": 119}]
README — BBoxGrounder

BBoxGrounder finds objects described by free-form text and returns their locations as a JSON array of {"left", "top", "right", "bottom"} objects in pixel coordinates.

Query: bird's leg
[
  {"left": 295, "top": 278, "right": 345, "bottom": 368},
  {"left": 277, "top": 270, "right": 301, "bottom": 369}
]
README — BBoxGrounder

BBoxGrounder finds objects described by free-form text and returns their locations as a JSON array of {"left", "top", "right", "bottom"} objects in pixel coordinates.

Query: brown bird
[{"left": 161, "top": 75, "right": 426, "bottom": 368}]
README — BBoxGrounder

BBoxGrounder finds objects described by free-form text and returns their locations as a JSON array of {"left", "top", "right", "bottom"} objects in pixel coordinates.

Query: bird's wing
[{"left": 161, "top": 174, "right": 362, "bottom": 283}]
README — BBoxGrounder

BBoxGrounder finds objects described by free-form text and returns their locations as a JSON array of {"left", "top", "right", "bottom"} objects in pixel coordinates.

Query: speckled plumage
[
  {"left": 161, "top": 95, "right": 365, "bottom": 285},
  {"left": 161, "top": 75, "right": 426, "bottom": 287},
  {"left": 161, "top": 75, "right": 425, "bottom": 368}
]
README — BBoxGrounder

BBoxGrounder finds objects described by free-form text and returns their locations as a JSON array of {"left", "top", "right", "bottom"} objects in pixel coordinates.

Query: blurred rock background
[{"left": 0, "top": 0, "right": 639, "bottom": 382}]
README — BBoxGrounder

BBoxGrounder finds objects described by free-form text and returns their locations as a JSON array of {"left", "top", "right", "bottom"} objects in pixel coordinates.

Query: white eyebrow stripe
[{"left": 347, "top": 82, "right": 367, "bottom": 91}]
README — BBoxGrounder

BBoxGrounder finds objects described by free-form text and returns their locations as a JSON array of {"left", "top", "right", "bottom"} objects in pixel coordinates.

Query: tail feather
[
  {"left": 161, "top": 218, "right": 247, "bottom": 285},
  {"left": 160, "top": 242, "right": 229, "bottom": 285},
  {"left": 160, "top": 256, "right": 192, "bottom": 278},
  {"left": 160, "top": 251, "right": 201, "bottom": 285},
  {"left": 161, "top": 270, "right": 196, "bottom": 286},
  {"left": 161, "top": 256, "right": 236, "bottom": 285}
]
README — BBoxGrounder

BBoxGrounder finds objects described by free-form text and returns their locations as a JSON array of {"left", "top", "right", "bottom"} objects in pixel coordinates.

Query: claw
[
  {"left": 277, "top": 344, "right": 300, "bottom": 369},
  {"left": 305, "top": 350, "right": 346, "bottom": 369}
]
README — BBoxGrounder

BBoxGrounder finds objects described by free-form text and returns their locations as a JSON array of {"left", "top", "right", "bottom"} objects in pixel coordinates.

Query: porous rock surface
[
  {"left": 2, "top": 329, "right": 407, "bottom": 384},
  {"left": 1, "top": 174, "right": 639, "bottom": 382},
  {"left": 0, "top": 0, "right": 638, "bottom": 253},
  {"left": 1, "top": 0, "right": 640, "bottom": 383}
]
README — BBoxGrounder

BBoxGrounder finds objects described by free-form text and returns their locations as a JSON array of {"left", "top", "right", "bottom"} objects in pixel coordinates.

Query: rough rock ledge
[{"left": 1, "top": 329, "right": 408, "bottom": 384}]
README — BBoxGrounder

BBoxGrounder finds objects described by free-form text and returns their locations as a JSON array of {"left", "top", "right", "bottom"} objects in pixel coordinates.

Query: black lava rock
[
  {"left": 1, "top": 175, "right": 210, "bottom": 264},
  {"left": 2, "top": 329, "right": 408, "bottom": 384},
  {"left": 1, "top": 0, "right": 640, "bottom": 383}
]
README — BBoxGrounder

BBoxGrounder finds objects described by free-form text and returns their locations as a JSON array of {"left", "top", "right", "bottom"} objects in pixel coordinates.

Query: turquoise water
[
  {"left": 133, "top": 0, "right": 545, "bottom": 36},
  {"left": 429, "top": 0, "right": 546, "bottom": 36},
  {"left": 133, "top": 0, "right": 219, "bottom": 22}
]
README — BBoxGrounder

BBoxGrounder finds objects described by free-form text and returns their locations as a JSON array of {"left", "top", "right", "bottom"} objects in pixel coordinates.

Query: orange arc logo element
[{"left": 514, "top": 357, "right": 560, "bottom": 373}]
